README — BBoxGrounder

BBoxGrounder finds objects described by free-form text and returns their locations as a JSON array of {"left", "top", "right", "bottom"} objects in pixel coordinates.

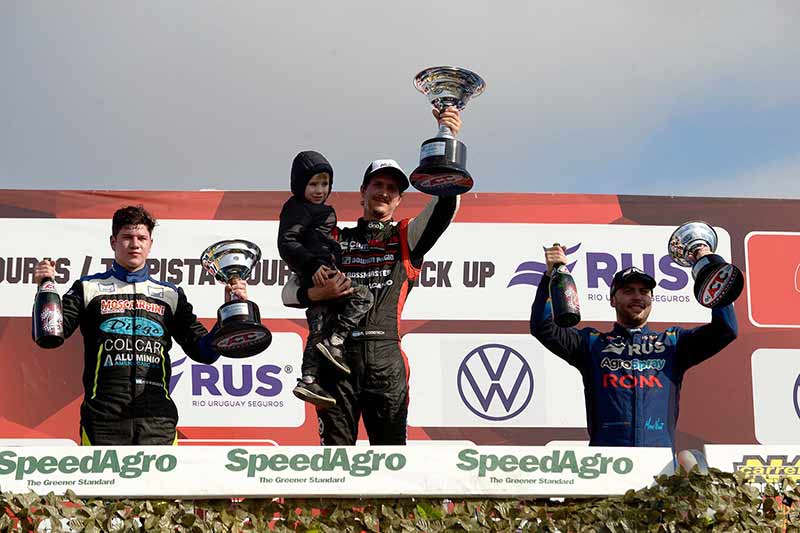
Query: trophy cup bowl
[
  {"left": 668, "top": 221, "right": 743, "bottom": 308},
  {"left": 201, "top": 239, "right": 272, "bottom": 358},
  {"left": 410, "top": 66, "right": 486, "bottom": 196}
]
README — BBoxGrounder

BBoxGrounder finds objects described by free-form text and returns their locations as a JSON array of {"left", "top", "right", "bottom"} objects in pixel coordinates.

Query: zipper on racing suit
[{"left": 131, "top": 282, "right": 138, "bottom": 400}]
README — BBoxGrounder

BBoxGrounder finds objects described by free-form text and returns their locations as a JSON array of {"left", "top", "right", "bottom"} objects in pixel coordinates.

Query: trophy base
[
  {"left": 692, "top": 254, "right": 744, "bottom": 308},
  {"left": 212, "top": 300, "right": 272, "bottom": 358},
  {"left": 410, "top": 136, "right": 473, "bottom": 196}
]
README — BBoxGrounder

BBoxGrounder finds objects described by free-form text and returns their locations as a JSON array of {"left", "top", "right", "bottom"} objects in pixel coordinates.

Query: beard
[{"left": 617, "top": 305, "right": 651, "bottom": 327}]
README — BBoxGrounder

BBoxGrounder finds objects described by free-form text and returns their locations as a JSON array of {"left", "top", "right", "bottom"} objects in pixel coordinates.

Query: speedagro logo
[
  {"left": 457, "top": 449, "right": 634, "bottom": 479},
  {"left": 226, "top": 448, "right": 406, "bottom": 478},
  {"left": 0, "top": 450, "right": 177, "bottom": 480}
]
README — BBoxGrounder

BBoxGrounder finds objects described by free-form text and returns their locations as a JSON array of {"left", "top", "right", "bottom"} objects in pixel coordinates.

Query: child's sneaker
[
  {"left": 292, "top": 378, "right": 336, "bottom": 409},
  {"left": 316, "top": 336, "right": 351, "bottom": 375}
]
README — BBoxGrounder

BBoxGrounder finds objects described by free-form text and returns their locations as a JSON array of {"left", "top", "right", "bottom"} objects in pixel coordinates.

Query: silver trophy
[
  {"left": 668, "top": 221, "right": 743, "bottom": 308},
  {"left": 201, "top": 239, "right": 272, "bottom": 358},
  {"left": 409, "top": 66, "right": 486, "bottom": 196}
]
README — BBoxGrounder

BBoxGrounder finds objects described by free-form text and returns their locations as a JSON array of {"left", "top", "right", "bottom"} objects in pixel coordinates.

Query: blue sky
[{"left": 1, "top": 1, "right": 798, "bottom": 198}]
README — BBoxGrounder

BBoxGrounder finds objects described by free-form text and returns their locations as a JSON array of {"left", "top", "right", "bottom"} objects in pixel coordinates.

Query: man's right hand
[
  {"left": 544, "top": 245, "right": 567, "bottom": 276},
  {"left": 34, "top": 259, "right": 56, "bottom": 285},
  {"left": 312, "top": 265, "right": 334, "bottom": 288},
  {"left": 307, "top": 270, "right": 353, "bottom": 302}
]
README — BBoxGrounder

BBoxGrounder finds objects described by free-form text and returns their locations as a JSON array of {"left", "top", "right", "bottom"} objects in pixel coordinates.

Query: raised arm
[
  {"left": 407, "top": 195, "right": 460, "bottom": 265},
  {"left": 674, "top": 304, "right": 738, "bottom": 370},
  {"left": 530, "top": 275, "right": 588, "bottom": 369}
]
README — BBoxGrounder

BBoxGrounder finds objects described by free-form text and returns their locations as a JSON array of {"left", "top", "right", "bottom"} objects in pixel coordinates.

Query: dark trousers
[
  {"left": 300, "top": 285, "right": 373, "bottom": 378},
  {"left": 316, "top": 339, "right": 409, "bottom": 445},
  {"left": 80, "top": 416, "right": 177, "bottom": 445}
]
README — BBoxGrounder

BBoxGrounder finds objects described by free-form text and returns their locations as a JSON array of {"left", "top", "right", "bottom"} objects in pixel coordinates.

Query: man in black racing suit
[
  {"left": 281, "top": 107, "right": 463, "bottom": 445},
  {"left": 33, "top": 205, "right": 247, "bottom": 445}
]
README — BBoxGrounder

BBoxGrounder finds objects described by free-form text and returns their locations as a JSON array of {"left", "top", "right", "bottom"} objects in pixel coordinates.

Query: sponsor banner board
[
  {"left": 404, "top": 222, "right": 727, "bottom": 323},
  {"left": 745, "top": 232, "right": 800, "bottom": 328},
  {"left": 171, "top": 333, "right": 304, "bottom": 427},
  {"left": 0, "top": 446, "right": 674, "bottom": 498},
  {"left": 0, "top": 220, "right": 727, "bottom": 323},
  {"left": 751, "top": 349, "right": 800, "bottom": 444},
  {"left": 406, "top": 334, "right": 586, "bottom": 427},
  {"left": 0, "top": 219, "right": 297, "bottom": 319},
  {"left": 704, "top": 445, "right": 800, "bottom": 484}
]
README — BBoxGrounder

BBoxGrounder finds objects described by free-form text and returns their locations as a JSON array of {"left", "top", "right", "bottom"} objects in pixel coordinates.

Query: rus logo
[
  {"left": 170, "top": 356, "right": 284, "bottom": 397},
  {"left": 508, "top": 243, "right": 689, "bottom": 291},
  {"left": 457, "top": 343, "right": 534, "bottom": 421},
  {"left": 507, "top": 244, "right": 581, "bottom": 288}
]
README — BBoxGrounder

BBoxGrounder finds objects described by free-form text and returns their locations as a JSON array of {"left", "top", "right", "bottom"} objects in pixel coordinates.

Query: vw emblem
[
  {"left": 457, "top": 343, "right": 534, "bottom": 421},
  {"left": 794, "top": 374, "right": 800, "bottom": 420}
]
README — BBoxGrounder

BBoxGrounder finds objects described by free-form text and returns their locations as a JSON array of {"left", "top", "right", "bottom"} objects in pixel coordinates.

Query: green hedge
[{"left": 2, "top": 469, "right": 798, "bottom": 532}]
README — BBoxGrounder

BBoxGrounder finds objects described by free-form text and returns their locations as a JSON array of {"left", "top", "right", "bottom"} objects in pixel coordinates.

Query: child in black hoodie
[{"left": 278, "top": 151, "right": 373, "bottom": 408}]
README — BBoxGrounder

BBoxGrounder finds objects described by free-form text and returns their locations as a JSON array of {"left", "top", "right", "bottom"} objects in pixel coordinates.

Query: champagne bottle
[
  {"left": 33, "top": 272, "right": 64, "bottom": 349},
  {"left": 549, "top": 243, "right": 581, "bottom": 327}
]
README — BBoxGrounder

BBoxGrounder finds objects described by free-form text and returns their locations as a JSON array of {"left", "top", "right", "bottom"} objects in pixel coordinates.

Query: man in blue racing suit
[{"left": 530, "top": 244, "right": 738, "bottom": 447}]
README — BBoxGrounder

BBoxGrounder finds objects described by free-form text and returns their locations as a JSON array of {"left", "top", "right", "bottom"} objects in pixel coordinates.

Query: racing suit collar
[
  {"left": 611, "top": 322, "right": 652, "bottom": 338},
  {"left": 357, "top": 218, "right": 393, "bottom": 235},
  {"left": 110, "top": 261, "right": 150, "bottom": 283}
]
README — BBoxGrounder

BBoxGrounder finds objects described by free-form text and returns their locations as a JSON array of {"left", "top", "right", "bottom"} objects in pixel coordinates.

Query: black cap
[
  {"left": 361, "top": 159, "right": 410, "bottom": 192},
  {"left": 610, "top": 266, "right": 657, "bottom": 298},
  {"left": 291, "top": 151, "right": 333, "bottom": 198}
]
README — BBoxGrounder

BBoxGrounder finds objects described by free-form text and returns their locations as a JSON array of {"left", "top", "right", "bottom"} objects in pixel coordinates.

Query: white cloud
[
  {"left": 1, "top": 1, "right": 798, "bottom": 191},
  {"left": 690, "top": 153, "right": 800, "bottom": 199}
]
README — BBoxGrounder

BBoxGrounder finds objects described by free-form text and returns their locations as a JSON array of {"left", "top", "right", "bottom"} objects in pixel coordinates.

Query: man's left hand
[
  {"left": 225, "top": 278, "right": 248, "bottom": 301},
  {"left": 433, "top": 106, "right": 461, "bottom": 136}
]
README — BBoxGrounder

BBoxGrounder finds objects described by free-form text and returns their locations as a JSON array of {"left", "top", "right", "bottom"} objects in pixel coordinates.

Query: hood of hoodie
[{"left": 291, "top": 151, "right": 334, "bottom": 199}]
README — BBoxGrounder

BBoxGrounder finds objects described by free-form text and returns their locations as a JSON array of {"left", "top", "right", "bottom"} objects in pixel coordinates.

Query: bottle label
[
  {"left": 563, "top": 286, "right": 581, "bottom": 313},
  {"left": 39, "top": 303, "right": 64, "bottom": 335}
]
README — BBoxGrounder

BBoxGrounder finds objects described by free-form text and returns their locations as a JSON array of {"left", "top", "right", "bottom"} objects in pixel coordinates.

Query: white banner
[
  {"left": 406, "top": 334, "right": 586, "bottom": 428},
  {"left": 0, "top": 445, "right": 674, "bottom": 498},
  {"left": 0, "top": 219, "right": 729, "bottom": 323},
  {"left": 171, "top": 333, "right": 304, "bottom": 428},
  {"left": 750, "top": 349, "right": 800, "bottom": 444},
  {"left": 704, "top": 444, "right": 800, "bottom": 483}
]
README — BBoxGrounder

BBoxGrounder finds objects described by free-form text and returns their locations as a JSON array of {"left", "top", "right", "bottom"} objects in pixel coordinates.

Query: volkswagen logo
[{"left": 457, "top": 343, "right": 534, "bottom": 421}]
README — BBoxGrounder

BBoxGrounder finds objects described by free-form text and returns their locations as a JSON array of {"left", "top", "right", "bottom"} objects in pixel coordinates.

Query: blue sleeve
[
  {"left": 530, "top": 275, "right": 589, "bottom": 370},
  {"left": 675, "top": 303, "right": 738, "bottom": 371}
]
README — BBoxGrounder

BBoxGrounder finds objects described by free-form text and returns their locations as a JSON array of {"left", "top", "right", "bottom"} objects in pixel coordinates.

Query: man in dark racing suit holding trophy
[
  {"left": 33, "top": 205, "right": 248, "bottom": 445},
  {"left": 282, "top": 108, "right": 462, "bottom": 445},
  {"left": 530, "top": 243, "right": 738, "bottom": 448}
]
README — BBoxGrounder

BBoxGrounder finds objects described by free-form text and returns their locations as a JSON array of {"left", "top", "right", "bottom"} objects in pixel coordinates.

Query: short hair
[{"left": 111, "top": 205, "right": 157, "bottom": 237}]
